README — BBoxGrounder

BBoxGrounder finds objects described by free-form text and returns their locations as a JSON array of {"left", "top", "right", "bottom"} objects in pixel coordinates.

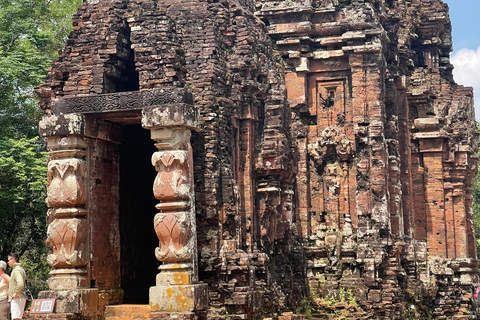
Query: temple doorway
[{"left": 119, "top": 124, "right": 158, "bottom": 303}]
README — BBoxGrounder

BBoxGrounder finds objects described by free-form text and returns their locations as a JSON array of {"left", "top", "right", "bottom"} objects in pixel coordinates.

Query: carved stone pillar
[
  {"left": 40, "top": 114, "right": 90, "bottom": 290},
  {"left": 142, "top": 104, "right": 207, "bottom": 312}
]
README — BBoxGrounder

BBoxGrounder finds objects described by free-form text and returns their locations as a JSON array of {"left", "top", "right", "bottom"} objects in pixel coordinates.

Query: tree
[
  {"left": 0, "top": 0, "right": 82, "bottom": 139},
  {"left": 0, "top": 0, "right": 82, "bottom": 295},
  {"left": 0, "top": 138, "right": 49, "bottom": 294}
]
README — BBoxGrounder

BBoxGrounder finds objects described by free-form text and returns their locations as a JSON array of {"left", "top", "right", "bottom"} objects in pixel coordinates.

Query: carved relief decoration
[
  {"left": 52, "top": 88, "right": 193, "bottom": 114},
  {"left": 46, "top": 159, "right": 87, "bottom": 207},
  {"left": 325, "top": 162, "right": 342, "bottom": 176},
  {"left": 147, "top": 126, "right": 197, "bottom": 271},
  {"left": 46, "top": 218, "right": 88, "bottom": 268},
  {"left": 308, "top": 126, "right": 354, "bottom": 166},
  {"left": 154, "top": 212, "right": 193, "bottom": 262},
  {"left": 152, "top": 150, "right": 190, "bottom": 202}
]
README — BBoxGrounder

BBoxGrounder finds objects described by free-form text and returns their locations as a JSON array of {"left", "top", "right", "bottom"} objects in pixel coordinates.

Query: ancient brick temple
[{"left": 32, "top": 0, "right": 478, "bottom": 319}]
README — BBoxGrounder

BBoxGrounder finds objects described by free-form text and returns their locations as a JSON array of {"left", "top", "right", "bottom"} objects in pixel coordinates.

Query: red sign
[{"left": 29, "top": 299, "right": 55, "bottom": 314}]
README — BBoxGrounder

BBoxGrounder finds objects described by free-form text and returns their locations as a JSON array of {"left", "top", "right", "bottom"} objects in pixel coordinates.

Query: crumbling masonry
[{"left": 31, "top": 0, "right": 478, "bottom": 319}]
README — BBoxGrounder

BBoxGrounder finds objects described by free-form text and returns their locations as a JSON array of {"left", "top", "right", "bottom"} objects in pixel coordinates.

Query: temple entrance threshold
[{"left": 104, "top": 304, "right": 150, "bottom": 320}]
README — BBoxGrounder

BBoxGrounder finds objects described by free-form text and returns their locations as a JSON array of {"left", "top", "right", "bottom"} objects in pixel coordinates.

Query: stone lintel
[
  {"left": 142, "top": 104, "right": 198, "bottom": 130},
  {"left": 412, "top": 131, "right": 447, "bottom": 140},
  {"left": 51, "top": 88, "right": 193, "bottom": 115},
  {"left": 448, "top": 258, "right": 480, "bottom": 269},
  {"left": 419, "top": 138, "right": 443, "bottom": 152},
  {"left": 38, "top": 288, "right": 98, "bottom": 315},
  {"left": 149, "top": 284, "right": 208, "bottom": 312},
  {"left": 255, "top": 6, "right": 313, "bottom": 17},
  {"left": 413, "top": 117, "right": 439, "bottom": 131}
]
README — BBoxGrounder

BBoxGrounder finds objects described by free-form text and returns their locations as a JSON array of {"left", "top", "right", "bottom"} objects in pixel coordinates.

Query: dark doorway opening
[{"left": 119, "top": 124, "right": 158, "bottom": 303}]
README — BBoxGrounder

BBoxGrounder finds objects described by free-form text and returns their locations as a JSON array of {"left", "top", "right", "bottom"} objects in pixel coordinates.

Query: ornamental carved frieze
[
  {"left": 51, "top": 88, "right": 194, "bottom": 114},
  {"left": 46, "top": 218, "right": 88, "bottom": 268},
  {"left": 308, "top": 126, "right": 354, "bottom": 166},
  {"left": 154, "top": 211, "right": 193, "bottom": 263},
  {"left": 46, "top": 159, "right": 87, "bottom": 207}
]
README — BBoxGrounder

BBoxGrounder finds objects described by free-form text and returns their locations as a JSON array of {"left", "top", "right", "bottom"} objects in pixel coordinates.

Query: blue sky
[
  {"left": 445, "top": 0, "right": 480, "bottom": 54},
  {"left": 444, "top": 0, "right": 480, "bottom": 120}
]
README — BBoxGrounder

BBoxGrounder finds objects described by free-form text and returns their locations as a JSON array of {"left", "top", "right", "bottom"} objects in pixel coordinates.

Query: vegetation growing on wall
[{"left": 473, "top": 124, "right": 480, "bottom": 254}]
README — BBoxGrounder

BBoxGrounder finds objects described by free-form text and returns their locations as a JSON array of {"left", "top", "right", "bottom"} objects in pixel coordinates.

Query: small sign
[{"left": 29, "top": 299, "right": 55, "bottom": 314}]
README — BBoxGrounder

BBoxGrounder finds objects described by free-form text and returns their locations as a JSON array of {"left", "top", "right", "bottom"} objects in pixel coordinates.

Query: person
[
  {"left": 7, "top": 253, "right": 26, "bottom": 320},
  {"left": 475, "top": 286, "right": 480, "bottom": 306},
  {"left": 0, "top": 260, "right": 11, "bottom": 319}
]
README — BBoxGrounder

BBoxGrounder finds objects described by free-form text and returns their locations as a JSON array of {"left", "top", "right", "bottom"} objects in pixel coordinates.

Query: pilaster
[
  {"left": 37, "top": 114, "right": 99, "bottom": 317},
  {"left": 142, "top": 104, "right": 208, "bottom": 312},
  {"left": 40, "top": 114, "right": 90, "bottom": 290}
]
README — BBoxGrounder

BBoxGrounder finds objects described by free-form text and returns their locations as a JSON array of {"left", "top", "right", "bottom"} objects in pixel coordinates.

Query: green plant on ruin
[
  {"left": 295, "top": 296, "right": 314, "bottom": 319},
  {"left": 318, "top": 274, "right": 327, "bottom": 283},
  {"left": 404, "top": 303, "right": 435, "bottom": 320},
  {"left": 347, "top": 289, "right": 358, "bottom": 307},
  {"left": 403, "top": 304, "right": 420, "bottom": 320},
  {"left": 318, "top": 287, "right": 358, "bottom": 308},
  {"left": 472, "top": 125, "right": 480, "bottom": 255}
]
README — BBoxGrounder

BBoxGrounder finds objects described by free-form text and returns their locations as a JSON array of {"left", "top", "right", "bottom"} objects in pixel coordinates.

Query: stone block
[
  {"left": 367, "top": 290, "right": 381, "bottom": 302},
  {"left": 150, "top": 311, "right": 199, "bottom": 320},
  {"left": 149, "top": 284, "right": 208, "bottom": 312},
  {"left": 142, "top": 104, "right": 198, "bottom": 130},
  {"left": 46, "top": 269, "right": 89, "bottom": 290},
  {"left": 39, "top": 114, "right": 86, "bottom": 137},
  {"left": 38, "top": 289, "right": 98, "bottom": 315},
  {"left": 104, "top": 304, "right": 150, "bottom": 320}
]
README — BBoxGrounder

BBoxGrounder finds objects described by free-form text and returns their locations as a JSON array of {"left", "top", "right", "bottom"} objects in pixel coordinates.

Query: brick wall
[{"left": 34, "top": 0, "right": 479, "bottom": 319}]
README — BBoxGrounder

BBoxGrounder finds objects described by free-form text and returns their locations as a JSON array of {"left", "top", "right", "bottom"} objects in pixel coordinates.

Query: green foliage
[
  {"left": 21, "top": 250, "right": 50, "bottom": 297},
  {"left": 403, "top": 303, "right": 433, "bottom": 320},
  {"left": 0, "top": 0, "right": 82, "bottom": 138},
  {"left": 0, "top": 138, "right": 49, "bottom": 297},
  {"left": 295, "top": 296, "right": 314, "bottom": 319},
  {"left": 319, "top": 288, "right": 357, "bottom": 307},
  {"left": 0, "top": 137, "right": 48, "bottom": 258},
  {"left": 0, "top": 0, "right": 81, "bottom": 295},
  {"left": 473, "top": 124, "right": 480, "bottom": 254}
]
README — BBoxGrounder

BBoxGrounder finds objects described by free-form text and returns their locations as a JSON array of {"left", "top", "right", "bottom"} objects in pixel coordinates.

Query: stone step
[{"left": 104, "top": 304, "right": 150, "bottom": 320}]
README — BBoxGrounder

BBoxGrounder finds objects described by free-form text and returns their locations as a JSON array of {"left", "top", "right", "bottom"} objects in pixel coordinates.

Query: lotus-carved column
[
  {"left": 142, "top": 104, "right": 207, "bottom": 312},
  {"left": 39, "top": 114, "right": 89, "bottom": 290}
]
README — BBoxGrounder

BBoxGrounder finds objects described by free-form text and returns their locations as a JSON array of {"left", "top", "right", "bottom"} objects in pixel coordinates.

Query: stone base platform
[
  {"left": 151, "top": 311, "right": 201, "bottom": 320},
  {"left": 149, "top": 284, "right": 208, "bottom": 312},
  {"left": 105, "top": 304, "right": 150, "bottom": 320},
  {"left": 104, "top": 305, "right": 202, "bottom": 320},
  {"left": 23, "top": 312, "right": 80, "bottom": 320}
]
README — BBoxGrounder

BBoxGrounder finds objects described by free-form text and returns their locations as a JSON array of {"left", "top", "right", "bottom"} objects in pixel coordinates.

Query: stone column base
[
  {"left": 47, "top": 268, "right": 89, "bottom": 290},
  {"left": 149, "top": 284, "right": 208, "bottom": 312},
  {"left": 39, "top": 288, "right": 98, "bottom": 316},
  {"left": 23, "top": 313, "right": 80, "bottom": 320}
]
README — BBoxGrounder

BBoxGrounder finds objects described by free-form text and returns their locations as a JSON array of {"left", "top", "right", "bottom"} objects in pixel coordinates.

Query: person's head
[
  {"left": 0, "top": 261, "right": 6, "bottom": 273},
  {"left": 7, "top": 253, "right": 19, "bottom": 267}
]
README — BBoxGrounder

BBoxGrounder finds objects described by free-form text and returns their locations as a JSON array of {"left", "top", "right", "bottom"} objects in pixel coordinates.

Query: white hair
[{"left": 0, "top": 261, "right": 6, "bottom": 271}]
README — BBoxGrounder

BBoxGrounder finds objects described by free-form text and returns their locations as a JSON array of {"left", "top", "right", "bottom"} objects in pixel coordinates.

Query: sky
[{"left": 444, "top": 0, "right": 480, "bottom": 120}]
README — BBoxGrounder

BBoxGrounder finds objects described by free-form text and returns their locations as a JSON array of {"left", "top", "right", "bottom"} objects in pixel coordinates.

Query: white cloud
[{"left": 451, "top": 46, "right": 480, "bottom": 120}]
